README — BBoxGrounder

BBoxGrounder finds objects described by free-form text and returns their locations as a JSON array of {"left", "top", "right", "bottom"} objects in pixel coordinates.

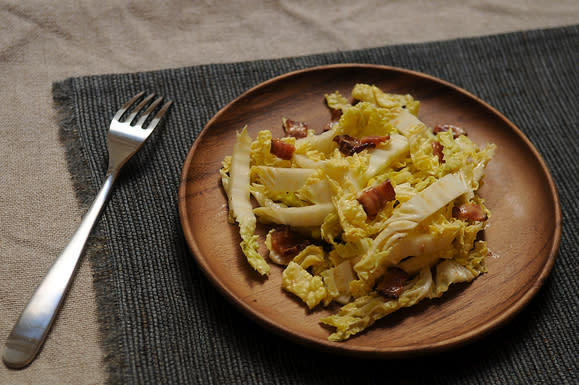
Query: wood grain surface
[{"left": 178, "top": 64, "right": 561, "bottom": 357}]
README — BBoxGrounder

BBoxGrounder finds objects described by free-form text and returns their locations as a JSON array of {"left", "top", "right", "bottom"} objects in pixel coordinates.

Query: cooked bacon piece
[
  {"left": 361, "top": 136, "right": 390, "bottom": 146},
  {"left": 376, "top": 268, "right": 410, "bottom": 299},
  {"left": 357, "top": 180, "right": 396, "bottom": 219},
  {"left": 333, "top": 134, "right": 390, "bottom": 156},
  {"left": 433, "top": 124, "right": 467, "bottom": 138},
  {"left": 432, "top": 140, "right": 445, "bottom": 163},
  {"left": 282, "top": 118, "right": 308, "bottom": 139},
  {"left": 323, "top": 108, "right": 342, "bottom": 131},
  {"left": 334, "top": 135, "right": 371, "bottom": 155},
  {"left": 270, "top": 138, "right": 295, "bottom": 160},
  {"left": 453, "top": 203, "right": 488, "bottom": 222},
  {"left": 269, "top": 226, "right": 310, "bottom": 263}
]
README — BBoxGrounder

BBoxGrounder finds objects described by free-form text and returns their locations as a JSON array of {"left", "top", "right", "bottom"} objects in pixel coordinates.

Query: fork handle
[{"left": 3, "top": 173, "right": 117, "bottom": 369}]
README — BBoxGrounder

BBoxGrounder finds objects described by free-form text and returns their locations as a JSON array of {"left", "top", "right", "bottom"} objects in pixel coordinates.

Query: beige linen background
[{"left": 1, "top": 1, "right": 577, "bottom": 384}]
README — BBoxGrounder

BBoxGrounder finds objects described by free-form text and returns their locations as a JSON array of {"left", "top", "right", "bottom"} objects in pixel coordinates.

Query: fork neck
[{"left": 105, "top": 164, "right": 123, "bottom": 179}]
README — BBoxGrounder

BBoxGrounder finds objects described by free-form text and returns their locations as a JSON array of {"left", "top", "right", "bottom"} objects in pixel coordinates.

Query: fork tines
[{"left": 114, "top": 92, "right": 173, "bottom": 131}]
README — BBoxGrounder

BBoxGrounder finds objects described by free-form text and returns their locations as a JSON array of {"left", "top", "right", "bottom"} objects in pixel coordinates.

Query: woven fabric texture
[{"left": 54, "top": 25, "right": 578, "bottom": 385}]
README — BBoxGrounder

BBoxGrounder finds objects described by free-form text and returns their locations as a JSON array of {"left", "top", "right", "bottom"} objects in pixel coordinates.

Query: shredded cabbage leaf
[
  {"left": 220, "top": 84, "right": 496, "bottom": 340},
  {"left": 222, "top": 127, "right": 270, "bottom": 276}
]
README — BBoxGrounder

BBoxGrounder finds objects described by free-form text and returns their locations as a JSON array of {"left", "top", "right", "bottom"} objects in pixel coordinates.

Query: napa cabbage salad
[{"left": 220, "top": 84, "right": 496, "bottom": 341}]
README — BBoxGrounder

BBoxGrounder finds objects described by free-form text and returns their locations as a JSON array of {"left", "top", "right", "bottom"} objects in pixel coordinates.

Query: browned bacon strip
[
  {"left": 357, "top": 180, "right": 396, "bottom": 219},
  {"left": 269, "top": 226, "right": 310, "bottom": 263},
  {"left": 333, "top": 134, "right": 390, "bottom": 156},
  {"left": 376, "top": 268, "right": 410, "bottom": 299},
  {"left": 433, "top": 124, "right": 467, "bottom": 138},
  {"left": 453, "top": 203, "right": 488, "bottom": 222},
  {"left": 282, "top": 118, "right": 308, "bottom": 139},
  {"left": 334, "top": 135, "right": 371, "bottom": 155},
  {"left": 432, "top": 140, "right": 445, "bottom": 163},
  {"left": 270, "top": 138, "right": 295, "bottom": 160},
  {"left": 323, "top": 108, "right": 342, "bottom": 131}
]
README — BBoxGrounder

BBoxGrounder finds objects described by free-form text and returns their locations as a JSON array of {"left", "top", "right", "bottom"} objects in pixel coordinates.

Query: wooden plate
[{"left": 178, "top": 64, "right": 561, "bottom": 357}]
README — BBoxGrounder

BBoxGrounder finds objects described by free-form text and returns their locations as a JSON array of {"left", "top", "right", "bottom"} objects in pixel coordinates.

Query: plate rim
[{"left": 178, "top": 63, "right": 561, "bottom": 357}]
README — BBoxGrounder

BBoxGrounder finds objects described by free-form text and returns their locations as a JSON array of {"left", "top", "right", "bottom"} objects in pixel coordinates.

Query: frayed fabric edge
[{"left": 52, "top": 80, "right": 127, "bottom": 385}]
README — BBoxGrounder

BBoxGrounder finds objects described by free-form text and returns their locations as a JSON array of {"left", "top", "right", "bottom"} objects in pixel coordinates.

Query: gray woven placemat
[{"left": 54, "top": 25, "right": 578, "bottom": 385}]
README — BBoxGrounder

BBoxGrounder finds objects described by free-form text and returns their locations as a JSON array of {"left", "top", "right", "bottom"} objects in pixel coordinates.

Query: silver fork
[{"left": 3, "top": 92, "right": 172, "bottom": 369}]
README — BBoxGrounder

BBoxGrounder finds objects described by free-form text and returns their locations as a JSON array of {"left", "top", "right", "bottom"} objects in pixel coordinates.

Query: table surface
[{"left": 1, "top": 1, "right": 577, "bottom": 384}]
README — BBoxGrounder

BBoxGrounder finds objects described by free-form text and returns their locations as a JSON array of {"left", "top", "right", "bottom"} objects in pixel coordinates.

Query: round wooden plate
[{"left": 178, "top": 64, "right": 561, "bottom": 357}]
